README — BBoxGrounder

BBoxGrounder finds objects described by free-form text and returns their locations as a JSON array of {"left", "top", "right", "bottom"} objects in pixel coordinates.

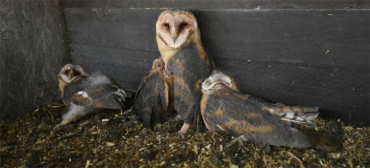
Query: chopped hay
[{"left": 1, "top": 99, "right": 369, "bottom": 167}]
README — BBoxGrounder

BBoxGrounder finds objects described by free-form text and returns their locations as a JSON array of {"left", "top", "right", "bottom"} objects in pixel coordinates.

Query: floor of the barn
[{"left": 0, "top": 99, "right": 369, "bottom": 167}]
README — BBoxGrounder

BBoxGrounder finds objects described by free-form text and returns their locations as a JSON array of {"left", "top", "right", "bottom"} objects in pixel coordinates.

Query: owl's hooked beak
[
  {"left": 170, "top": 27, "right": 178, "bottom": 43},
  {"left": 202, "top": 71, "right": 234, "bottom": 92},
  {"left": 201, "top": 78, "right": 213, "bottom": 91},
  {"left": 67, "top": 69, "right": 74, "bottom": 80}
]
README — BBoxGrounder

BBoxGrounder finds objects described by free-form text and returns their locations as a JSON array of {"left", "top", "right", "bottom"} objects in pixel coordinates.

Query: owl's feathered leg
[
  {"left": 179, "top": 123, "right": 190, "bottom": 135},
  {"left": 53, "top": 104, "right": 91, "bottom": 130},
  {"left": 226, "top": 135, "right": 249, "bottom": 147},
  {"left": 53, "top": 118, "right": 73, "bottom": 130}
]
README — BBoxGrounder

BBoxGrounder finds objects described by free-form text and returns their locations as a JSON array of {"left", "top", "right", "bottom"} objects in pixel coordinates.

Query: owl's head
[
  {"left": 152, "top": 58, "right": 165, "bottom": 70},
  {"left": 58, "top": 64, "right": 88, "bottom": 95},
  {"left": 202, "top": 70, "right": 239, "bottom": 94},
  {"left": 156, "top": 10, "right": 200, "bottom": 49}
]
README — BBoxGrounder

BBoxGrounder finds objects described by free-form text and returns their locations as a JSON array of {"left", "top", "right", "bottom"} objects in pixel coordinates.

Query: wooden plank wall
[
  {"left": 62, "top": 0, "right": 369, "bottom": 127},
  {"left": 0, "top": 0, "right": 71, "bottom": 121}
]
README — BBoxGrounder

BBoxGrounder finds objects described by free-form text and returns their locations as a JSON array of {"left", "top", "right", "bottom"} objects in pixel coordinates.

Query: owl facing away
[
  {"left": 200, "top": 70, "right": 320, "bottom": 148},
  {"left": 132, "top": 58, "right": 175, "bottom": 128}
]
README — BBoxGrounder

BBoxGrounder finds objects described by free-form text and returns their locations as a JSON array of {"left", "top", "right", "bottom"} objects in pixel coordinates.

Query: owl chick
[
  {"left": 156, "top": 10, "right": 215, "bottom": 136},
  {"left": 55, "top": 64, "right": 130, "bottom": 129},
  {"left": 200, "top": 70, "right": 320, "bottom": 148},
  {"left": 133, "top": 58, "right": 174, "bottom": 128}
]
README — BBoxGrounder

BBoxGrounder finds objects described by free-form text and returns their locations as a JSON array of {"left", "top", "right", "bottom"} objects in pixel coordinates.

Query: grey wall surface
[
  {"left": 0, "top": 0, "right": 71, "bottom": 121},
  {"left": 63, "top": 1, "right": 369, "bottom": 127},
  {"left": 63, "top": 0, "right": 368, "bottom": 9},
  {"left": 1, "top": 0, "right": 368, "bottom": 127}
]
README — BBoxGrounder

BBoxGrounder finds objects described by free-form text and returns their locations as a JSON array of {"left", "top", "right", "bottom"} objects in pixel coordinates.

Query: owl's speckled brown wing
[
  {"left": 201, "top": 88, "right": 312, "bottom": 148},
  {"left": 65, "top": 81, "right": 127, "bottom": 109},
  {"left": 167, "top": 42, "right": 214, "bottom": 127},
  {"left": 62, "top": 74, "right": 127, "bottom": 110},
  {"left": 133, "top": 68, "right": 173, "bottom": 128}
]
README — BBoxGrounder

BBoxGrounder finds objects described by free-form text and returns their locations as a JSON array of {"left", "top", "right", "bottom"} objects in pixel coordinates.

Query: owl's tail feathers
[{"left": 274, "top": 106, "right": 320, "bottom": 128}]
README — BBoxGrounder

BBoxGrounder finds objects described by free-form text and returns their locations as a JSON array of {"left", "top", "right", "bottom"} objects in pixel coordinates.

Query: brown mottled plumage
[
  {"left": 55, "top": 64, "right": 130, "bottom": 129},
  {"left": 133, "top": 58, "right": 174, "bottom": 128},
  {"left": 201, "top": 70, "right": 320, "bottom": 148},
  {"left": 156, "top": 10, "right": 215, "bottom": 135}
]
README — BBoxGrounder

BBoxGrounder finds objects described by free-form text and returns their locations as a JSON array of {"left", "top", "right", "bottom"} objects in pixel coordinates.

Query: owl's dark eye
[
  {"left": 180, "top": 23, "right": 187, "bottom": 28},
  {"left": 64, "top": 71, "right": 69, "bottom": 75},
  {"left": 164, "top": 24, "right": 169, "bottom": 28},
  {"left": 74, "top": 71, "right": 81, "bottom": 76}
]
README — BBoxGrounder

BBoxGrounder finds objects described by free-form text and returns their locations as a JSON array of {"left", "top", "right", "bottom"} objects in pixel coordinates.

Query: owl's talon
[
  {"left": 118, "top": 89, "right": 127, "bottom": 98},
  {"left": 114, "top": 90, "right": 125, "bottom": 99},
  {"left": 173, "top": 115, "right": 182, "bottom": 120},
  {"left": 53, "top": 123, "right": 62, "bottom": 130},
  {"left": 120, "top": 88, "right": 133, "bottom": 98},
  {"left": 170, "top": 132, "right": 185, "bottom": 138},
  {"left": 226, "top": 135, "right": 249, "bottom": 147},
  {"left": 122, "top": 107, "right": 133, "bottom": 116},
  {"left": 112, "top": 93, "right": 126, "bottom": 107},
  {"left": 154, "top": 124, "right": 167, "bottom": 129}
]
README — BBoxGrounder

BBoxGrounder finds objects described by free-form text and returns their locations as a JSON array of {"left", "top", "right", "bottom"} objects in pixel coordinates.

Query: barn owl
[
  {"left": 155, "top": 10, "right": 215, "bottom": 136},
  {"left": 200, "top": 70, "right": 320, "bottom": 148},
  {"left": 133, "top": 58, "right": 174, "bottom": 128},
  {"left": 54, "top": 64, "right": 130, "bottom": 129}
]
